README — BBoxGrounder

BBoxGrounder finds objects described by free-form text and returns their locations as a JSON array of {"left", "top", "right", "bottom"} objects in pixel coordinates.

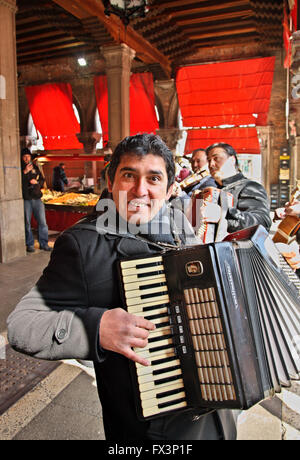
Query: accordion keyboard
[
  {"left": 120, "top": 254, "right": 238, "bottom": 418},
  {"left": 120, "top": 255, "right": 188, "bottom": 418}
]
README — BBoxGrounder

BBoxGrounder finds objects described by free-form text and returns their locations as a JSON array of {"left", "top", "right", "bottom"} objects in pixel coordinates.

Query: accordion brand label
[
  {"left": 224, "top": 261, "right": 239, "bottom": 310},
  {"left": 185, "top": 261, "right": 203, "bottom": 276}
]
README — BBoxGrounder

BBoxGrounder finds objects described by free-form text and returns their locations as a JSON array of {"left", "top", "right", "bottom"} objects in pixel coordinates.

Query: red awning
[
  {"left": 176, "top": 57, "right": 275, "bottom": 154},
  {"left": 129, "top": 73, "right": 158, "bottom": 136},
  {"left": 184, "top": 127, "right": 261, "bottom": 155},
  {"left": 176, "top": 57, "right": 275, "bottom": 128},
  {"left": 94, "top": 72, "right": 159, "bottom": 144},
  {"left": 25, "top": 83, "right": 82, "bottom": 150},
  {"left": 94, "top": 75, "right": 109, "bottom": 145}
]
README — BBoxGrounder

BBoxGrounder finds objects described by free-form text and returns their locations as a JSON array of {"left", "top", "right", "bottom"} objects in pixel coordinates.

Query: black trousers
[{"left": 145, "top": 410, "right": 236, "bottom": 441}]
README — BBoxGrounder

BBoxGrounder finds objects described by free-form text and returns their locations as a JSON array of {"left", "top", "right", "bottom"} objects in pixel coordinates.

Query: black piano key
[
  {"left": 141, "top": 290, "right": 169, "bottom": 300},
  {"left": 151, "top": 355, "right": 178, "bottom": 366},
  {"left": 142, "top": 304, "right": 170, "bottom": 313},
  {"left": 156, "top": 386, "right": 186, "bottom": 400},
  {"left": 154, "top": 374, "right": 182, "bottom": 387},
  {"left": 148, "top": 333, "right": 173, "bottom": 344},
  {"left": 158, "top": 397, "right": 187, "bottom": 410},
  {"left": 138, "top": 270, "right": 165, "bottom": 278},
  {"left": 136, "top": 261, "right": 163, "bottom": 270},
  {"left": 153, "top": 364, "right": 181, "bottom": 376},
  {"left": 139, "top": 281, "right": 167, "bottom": 291},
  {"left": 148, "top": 343, "right": 175, "bottom": 355}
]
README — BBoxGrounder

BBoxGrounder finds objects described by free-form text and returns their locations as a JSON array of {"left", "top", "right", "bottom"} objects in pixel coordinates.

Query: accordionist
[{"left": 8, "top": 134, "right": 238, "bottom": 441}]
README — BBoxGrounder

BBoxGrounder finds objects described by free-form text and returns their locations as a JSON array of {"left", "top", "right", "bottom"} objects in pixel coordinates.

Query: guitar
[
  {"left": 273, "top": 181, "right": 300, "bottom": 244},
  {"left": 179, "top": 167, "right": 210, "bottom": 191},
  {"left": 191, "top": 187, "right": 234, "bottom": 243}
]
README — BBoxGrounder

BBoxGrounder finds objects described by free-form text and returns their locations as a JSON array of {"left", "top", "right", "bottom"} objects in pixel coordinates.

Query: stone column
[
  {"left": 0, "top": 0, "right": 26, "bottom": 263},
  {"left": 154, "top": 79, "right": 178, "bottom": 128},
  {"left": 256, "top": 125, "right": 273, "bottom": 195},
  {"left": 101, "top": 44, "right": 136, "bottom": 150},
  {"left": 157, "top": 128, "right": 183, "bottom": 155}
]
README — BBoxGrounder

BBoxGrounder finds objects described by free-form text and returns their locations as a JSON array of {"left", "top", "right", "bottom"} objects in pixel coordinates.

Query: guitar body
[
  {"left": 191, "top": 187, "right": 234, "bottom": 243},
  {"left": 273, "top": 215, "right": 300, "bottom": 244},
  {"left": 192, "top": 187, "right": 220, "bottom": 243},
  {"left": 273, "top": 181, "right": 300, "bottom": 245}
]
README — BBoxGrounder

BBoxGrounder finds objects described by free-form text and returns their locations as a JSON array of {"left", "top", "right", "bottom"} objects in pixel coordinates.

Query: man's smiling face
[{"left": 107, "top": 153, "right": 173, "bottom": 225}]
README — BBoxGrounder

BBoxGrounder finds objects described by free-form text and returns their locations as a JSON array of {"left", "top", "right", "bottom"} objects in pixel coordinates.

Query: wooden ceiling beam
[
  {"left": 165, "top": 1, "right": 251, "bottom": 17},
  {"left": 192, "top": 34, "right": 259, "bottom": 48},
  {"left": 185, "top": 19, "right": 256, "bottom": 34},
  {"left": 18, "top": 41, "right": 88, "bottom": 57},
  {"left": 16, "top": 23, "right": 57, "bottom": 35},
  {"left": 16, "top": 16, "right": 45, "bottom": 26},
  {"left": 17, "top": 31, "right": 67, "bottom": 44},
  {"left": 190, "top": 27, "right": 257, "bottom": 40},
  {"left": 52, "top": 0, "right": 172, "bottom": 77},
  {"left": 177, "top": 9, "right": 254, "bottom": 26},
  {"left": 150, "top": 0, "right": 210, "bottom": 9}
]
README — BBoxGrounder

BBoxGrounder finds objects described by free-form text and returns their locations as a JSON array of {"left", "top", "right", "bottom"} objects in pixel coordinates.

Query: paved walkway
[{"left": 0, "top": 230, "right": 299, "bottom": 441}]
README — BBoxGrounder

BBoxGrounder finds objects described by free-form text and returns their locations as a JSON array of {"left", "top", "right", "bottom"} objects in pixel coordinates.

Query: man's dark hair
[
  {"left": 21, "top": 147, "right": 32, "bottom": 157},
  {"left": 191, "top": 148, "right": 206, "bottom": 157},
  {"left": 107, "top": 133, "right": 175, "bottom": 189},
  {"left": 206, "top": 142, "right": 239, "bottom": 169}
]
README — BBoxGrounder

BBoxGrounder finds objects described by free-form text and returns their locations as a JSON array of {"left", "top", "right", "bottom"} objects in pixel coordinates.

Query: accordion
[{"left": 118, "top": 225, "right": 300, "bottom": 420}]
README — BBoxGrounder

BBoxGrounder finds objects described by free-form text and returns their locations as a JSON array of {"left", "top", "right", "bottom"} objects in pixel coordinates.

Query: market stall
[{"left": 32, "top": 191, "right": 99, "bottom": 232}]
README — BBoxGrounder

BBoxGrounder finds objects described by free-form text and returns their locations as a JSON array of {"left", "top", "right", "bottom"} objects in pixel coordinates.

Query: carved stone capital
[
  {"left": 76, "top": 132, "right": 102, "bottom": 154},
  {"left": 157, "top": 128, "right": 183, "bottom": 152},
  {"left": 101, "top": 43, "right": 136, "bottom": 73},
  {"left": 256, "top": 125, "right": 273, "bottom": 149},
  {"left": 0, "top": 0, "right": 17, "bottom": 13}
]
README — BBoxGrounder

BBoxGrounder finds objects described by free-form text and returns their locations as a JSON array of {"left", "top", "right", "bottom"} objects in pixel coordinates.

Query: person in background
[
  {"left": 52, "top": 163, "right": 68, "bottom": 192},
  {"left": 275, "top": 200, "right": 300, "bottom": 273},
  {"left": 181, "top": 148, "right": 216, "bottom": 197},
  {"left": 21, "top": 148, "right": 51, "bottom": 253},
  {"left": 198, "top": 143, "right": 272, "bottom": 239}
]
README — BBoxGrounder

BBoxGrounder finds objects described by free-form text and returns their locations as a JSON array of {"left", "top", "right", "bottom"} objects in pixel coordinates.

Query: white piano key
[
  {"left": 122, "top": 265, "right": 165, "bottom": 282},
  {"left": 123, "top": 275, "right": 167, "bottom": 292},
  {"left": 126, "top": 293, "right": 170, "bottom": 307},
  {"left": 129, "top": 308, "right": 169, "bottom": 319},
  {"left": 138, "top": 367, "right": 182, "bottom": 384},
  {"left": 142, "top": 400, "right": 187, "bottom": 418},
  {"left": 141, "top": 390, "right": 186, "bottom": 410},
  {"left": 125, "top": 285, "right": 168, "bottom": 300},
  {"left": 144, "top": 315, "right": 170, "bottom": 326},
  {"left": 140, "top": 381, "right": 185, "bottom": 402},
  {"left": 136, "top": 350, "right": 176, "bottom": 367},
  {"left": 137, "top": 358, "right": 180, "bottom": 376},
  {"left": 148, "top": 327, "right": 172, "bottom": 339},
  {"left": 127, "top": 294, "right": 170, "bottom": 313},
  {"left": 139, "top": 376, "right": 183, "bottom": 393},
  {"left": 135, "top": 346, "right": 176, "bottom": 359},
  {"left": 120, "top": 256, "right": 163, "bottom": 270}
]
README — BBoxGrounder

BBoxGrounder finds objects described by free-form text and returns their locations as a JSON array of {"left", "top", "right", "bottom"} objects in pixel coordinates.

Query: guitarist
[
  {"left": 275, "top": 199, "right": 300, "bottom": 272},
  {"left": 195, "top": 143, "right": 272, "bottom": 241}
]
